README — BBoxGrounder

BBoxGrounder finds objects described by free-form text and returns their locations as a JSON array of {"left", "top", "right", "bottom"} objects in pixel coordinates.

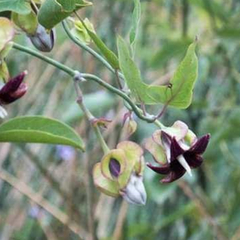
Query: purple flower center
[{"left": 109, "top": 158, "right": 121, "bottom": 178}]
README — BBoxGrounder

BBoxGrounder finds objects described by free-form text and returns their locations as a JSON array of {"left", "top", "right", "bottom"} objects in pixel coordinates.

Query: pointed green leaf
[
  {"left": 0, "top": 116, "right": 85, "bottom": 150},
  {"left": 118, "top": 36, "right": 198, "bottom": 108},
  {"left": 0, "top": 0, "right": 31, "bottom": 14},
  {"left": 129, "top": 0, "right": 141, "bottom": 47},
  {"left": 147, "top": 42, "right": 198, "bottom": 108},
  {"left": 117, "top": 36, "right": 154, "bottom": 103}
]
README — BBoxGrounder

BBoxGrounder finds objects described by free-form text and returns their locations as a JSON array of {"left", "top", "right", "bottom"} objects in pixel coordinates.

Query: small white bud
[{"left": 121, "top": 174, "right": 147, "bottom": 205}]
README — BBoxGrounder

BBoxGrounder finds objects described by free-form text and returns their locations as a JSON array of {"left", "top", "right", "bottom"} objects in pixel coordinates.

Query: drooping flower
[
  {"left": 145, "top": 121, "right": 210, "bottom": 183},
  {"left": 0, "top": 71, "right": 28, "bottom": 118},
  {"left": 93, "top": 141, "right": 147, "bottom": 205},
  {"left": 0, "top": 71, "right": 28, "bottom": 105},
  {"left": 29, "top": 24, "right": 55, "bottom": 52}
]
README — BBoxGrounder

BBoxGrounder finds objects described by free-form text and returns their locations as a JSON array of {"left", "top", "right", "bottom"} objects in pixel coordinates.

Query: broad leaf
[
  {"left": 118, "top": 36, "right": 198, "bottom": 108},
  {"left": 38, "top": 0, "right": 92, "bottom": 29},
  {"left": 0, "top": 116, "right": 85, "bottom": 150},
  {"left": 147, "top": 42, "right": 198, "bottom": 108},
  {"left": 0, "top": 0, "right": 31, "bottom": 14}
]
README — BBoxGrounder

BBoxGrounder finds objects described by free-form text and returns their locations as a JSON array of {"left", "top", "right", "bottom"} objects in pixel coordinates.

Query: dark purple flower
[
  {"left": 147, "top": 132, "right": 210, "bottom": 183},
  {"left": 144, "top": 121, "right": 210, "bottom": 183},
  {"left": 0, "top": 71, "right": 27, "bottom": 105}
]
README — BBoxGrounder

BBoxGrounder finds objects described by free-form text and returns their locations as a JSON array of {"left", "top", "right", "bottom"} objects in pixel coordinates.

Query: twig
[
  {"left": 115, "top": 69, "right": 123, "bottom": 89},
  {"left": 73, "top": 74, "right": 110, "bottom": 154}
]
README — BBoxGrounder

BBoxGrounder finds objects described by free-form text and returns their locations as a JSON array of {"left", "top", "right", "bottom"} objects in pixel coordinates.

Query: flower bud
[
  {"left": 93, "top": 141, "right": 147, "bottom": 205},
  {"left": 121, "top": 174, "right": 146, "bottom": 205},
  {"left": 0, "top": 71, "right": 28, "bottom": 105},
  {"left": 29, "top": 24, "right": 55, "bottom": 52}
]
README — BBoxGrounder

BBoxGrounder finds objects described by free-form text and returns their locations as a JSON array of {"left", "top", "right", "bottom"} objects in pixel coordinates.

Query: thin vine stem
[
  {"left": 13, "top": 43, "right": 75, "bottom": 77},
  {"left": 74, "top": 79, "right": 110, "bottom": 154},
  {"left": 13, "top": 42, "right": 158, "bottom": 123},
  {"left": 81, "top": 73, "right": 156, "bottom": 123},
  {"left": 62, "top": 20, "right": 114, "bottom": 75}
]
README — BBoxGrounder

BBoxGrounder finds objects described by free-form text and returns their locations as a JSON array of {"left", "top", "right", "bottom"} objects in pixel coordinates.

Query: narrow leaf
[
  {"left": 129, "top": 0, "right": 141, "bottom": 46},
  {"left": 81, "top": 20, "right": 119, "bottom": 69},
  {"left": 0, "top": 116, "right": 85, "bottom": 150},
  {"left": 117, "top": 36, "right": 154, "bottom": 103}
]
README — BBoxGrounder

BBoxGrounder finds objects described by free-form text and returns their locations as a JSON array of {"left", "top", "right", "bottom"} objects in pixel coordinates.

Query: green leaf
[
  {"left": 118, "top": 36, "right": 198, "bottom": 109},
  {"left": 38, "top": 0, "right": 92, "bottom": 29},
  {"left": 0, "top": 0, "right": 31, "bottom": 14},
  {"left": 57, "top": 0, "right": 75, "bottom": 11},
  {"left": 150, "top": 39, "right": 192, "bottom": 68},
  {"left": 147, "top": 42, "right": 198, "bottom": 108},
  {"left": 129, "top": 0, "right": 141, "bottom": 47},
  {"left": 81, "top": 20, "right": 119, "bottom": 69},
  {"left": 117, "top": 35, "right": 154, "bottom": 103},
  {"left": 0, "top": 116, "right": 85, "bottom": 150}
]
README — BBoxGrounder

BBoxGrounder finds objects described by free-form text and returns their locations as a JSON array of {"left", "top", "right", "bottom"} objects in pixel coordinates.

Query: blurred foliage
[{"left": 1, "top": 0, "right": 240, "bottom": 240}]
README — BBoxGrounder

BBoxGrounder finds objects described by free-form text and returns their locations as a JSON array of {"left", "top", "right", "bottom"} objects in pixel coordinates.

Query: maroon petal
[
  {"left": 161, "top": 168, "right": 186, "bottom": 183},
  {"left": 184, "top": 153, "right": 203, "bottom": 168},
  {"left": 170, "top": 137, "right": 185, "bottom": 161},
  {"left": 147, "top": 163, "right": 170, "bottom": 174},
  {"left": 109, "top": 158, "right": 121, "bottom": 178},
  {"left": 189, "top": 134, "right": 210, "bottom": 154},
  {"left": 161, "top": 131, "right": 172, "bottom": 146},
  {"left": 0, "top": 71, "right": 27, "bottom": 104}
]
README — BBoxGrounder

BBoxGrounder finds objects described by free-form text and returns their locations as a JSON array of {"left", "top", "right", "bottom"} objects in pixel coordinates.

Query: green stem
[
  {"left": 62, "top": 21, "right": 115, "bottom": 75},
  {"left": 12, "top": 42, "right": 159, "bottom": 124},
  {"left": 13, "top": 43, "right": 75, "bottom": 77},
  {"left": 74, "top": 80, "right": 110, "bottom": 154},
  {"left": 81, "top": 73, "right": 156, "bottom": 123}
]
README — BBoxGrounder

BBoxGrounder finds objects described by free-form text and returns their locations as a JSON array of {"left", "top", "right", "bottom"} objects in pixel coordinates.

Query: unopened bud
[
  {"left": 29, "top": 24, "right": 55, "bottom": 52},
  {"left": 121, "top": 174, "right": 147, "bottom": 205},
  {"left": 0, "top": 71, "right": 28, "bottom": 105}
]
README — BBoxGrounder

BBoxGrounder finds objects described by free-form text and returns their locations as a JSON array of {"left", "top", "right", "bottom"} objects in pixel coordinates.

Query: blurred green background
[{"left": 1, "top": 0, "right": 240, "bottom": 239}]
